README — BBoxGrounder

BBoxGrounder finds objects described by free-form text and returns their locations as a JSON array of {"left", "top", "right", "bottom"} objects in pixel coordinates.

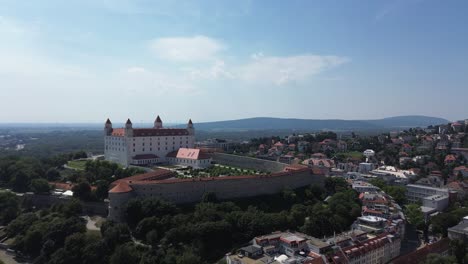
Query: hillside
[{"left": 188, "top": 115, "right": 449, "bottom": 132}]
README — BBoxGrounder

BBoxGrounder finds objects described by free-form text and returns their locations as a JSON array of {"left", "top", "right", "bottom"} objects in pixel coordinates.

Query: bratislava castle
[{"left": 104, "top": 116, "right": 195, "bottom": 166}]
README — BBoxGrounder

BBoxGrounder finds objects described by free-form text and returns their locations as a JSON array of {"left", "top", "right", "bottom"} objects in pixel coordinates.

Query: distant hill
[{"left": 186, "top": 115, "right": 449, "bottom": 132}]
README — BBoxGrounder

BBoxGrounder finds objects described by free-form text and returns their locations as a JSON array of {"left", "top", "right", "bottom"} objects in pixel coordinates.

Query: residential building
[
  {"left": 448, "top": 217, "right": 468, "bottom": 242},
  {"left": 454, "top": 166, "right": 468, "bottom": 178},
  {"left": 391, "top": 238, "right": 450, "bottom": 264},
  {"left": 405, "top": 184, "right": 450, "bottom": 204},
  {"left": 358, "top": 163, "right": 375, "bottom": 174},
  {"left": 330, "top": 233, "right": 401, "bottom": 264}
]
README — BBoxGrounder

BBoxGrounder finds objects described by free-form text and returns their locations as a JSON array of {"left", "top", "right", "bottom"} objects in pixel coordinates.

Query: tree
[
  {"left": 424, "top": 253, "right": 457, "bottom": 264},
  {"left": 94, "top": 181, "right": 109, "bottom": 201},
  {"left": 23, "top": 229, "right": 44, "bottom": 257},
  {"left": 6, "top": 212, "right": 38, "bottom": 237},
  {"left": 324, "top": 177, "right": 348, "bottom": 195},
  {"left": 46, "top": 168, "right": 61, "bottom": 181},
  {"left": 431, "top": 212, "right": 459, "bottom": 237},
  {"left": 383, "top": 186, "right": 406, "bottom": 205},
  {"left": 72, "top": 181, "right": 92, "bottom": 201},
  {"left": 176, "top": 250, "right": 202, "bottom": 264},
  {"left": 10, "top": 171, "right": 30, "bottom": 192},
  {"left": 30, "top": 178, "right": 51, "bottom": 194},
  {"left": 102, "top": 223, "right": 132, "bottom": 250},
  {"left": 201, "top": 192, "right": 218, "bottom": 203},
  {"left": 61, "top": 199, "right": 83, "bottom": 218},
  {"left": 450, "top": 239, "right": 466, "bottom": 264},
  {"left": 0, "top": 191, "right": 20, "bottom": 225},
  {"left": 109, "top": 243, "right": 142, "bottom": 264},
  {"left": 368, "top": 178, "right": 386, "bottom": 189},
  {"left": 405, "top": 204, "right": 425, "bottom": 230}
]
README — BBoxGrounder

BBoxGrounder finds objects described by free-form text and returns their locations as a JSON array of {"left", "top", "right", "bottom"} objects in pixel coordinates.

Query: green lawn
[
  {"left": 67, "top": 160, "right": 87, "bottom": 170},
  {"left": 336, "top": 151, "right": 364, "bottom": 159}
]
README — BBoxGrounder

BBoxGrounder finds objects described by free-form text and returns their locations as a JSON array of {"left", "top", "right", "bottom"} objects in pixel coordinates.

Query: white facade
[
  {"left": 405, "top": 184, "right": 450, "bottom": 204},
  {"left": 104, "top": 117, "right": 195, "bottom": 167}
]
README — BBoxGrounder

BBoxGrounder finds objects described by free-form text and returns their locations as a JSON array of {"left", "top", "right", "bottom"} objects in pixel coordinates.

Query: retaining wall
[{"left": 24, "top": 194, "right": 108, "bottom": 216}]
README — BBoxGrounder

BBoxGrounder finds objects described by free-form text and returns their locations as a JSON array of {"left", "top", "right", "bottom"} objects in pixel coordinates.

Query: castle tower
[
  {"left": 125, "top": 118, "right": 133, "bottom": 137},
  {"left": 187, "top": 119, "right": 194, "bottom": 135},
  {"left": 104, "top": 118, "right": 113, "bottom": 136},
  {"left": 154, "top": 115, "right": 163, "bottom": 129}
]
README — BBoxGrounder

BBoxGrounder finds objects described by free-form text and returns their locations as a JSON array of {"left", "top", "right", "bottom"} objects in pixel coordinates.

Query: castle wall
[
  {"left": 132, "top": 170, "right": 323, "bottom": 204},
  {"left": 23, "top": 194, "right": 109, "bottom": 216},
  {"left": 211, "top": 153, "right": 288, "bottom": 173}
]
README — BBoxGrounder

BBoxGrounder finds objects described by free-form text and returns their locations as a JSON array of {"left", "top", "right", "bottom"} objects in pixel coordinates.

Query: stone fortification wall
[
  {"left": 211, "top": 153, "right": 288, "bottom": 173},
  {"left": 130, "top": 169, "right": 324, "bottom": 205},
  {"left": 24, "top": 194, "right": 108, "bottom": 216}
]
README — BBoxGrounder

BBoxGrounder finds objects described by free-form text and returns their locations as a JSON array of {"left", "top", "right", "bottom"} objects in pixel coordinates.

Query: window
[{"left": 133, "top": 149, "right": 135, "bottom": 152}]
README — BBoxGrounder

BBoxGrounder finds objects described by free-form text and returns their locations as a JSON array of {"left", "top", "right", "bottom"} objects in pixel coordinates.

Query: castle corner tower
[{"left": 154, "top": 115, "right": 163, "bottom": 129}]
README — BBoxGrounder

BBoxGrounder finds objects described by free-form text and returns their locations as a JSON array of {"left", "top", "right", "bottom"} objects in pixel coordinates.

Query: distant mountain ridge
[{"left": 187, "top": 115, "right": 449, "bottom": 132}]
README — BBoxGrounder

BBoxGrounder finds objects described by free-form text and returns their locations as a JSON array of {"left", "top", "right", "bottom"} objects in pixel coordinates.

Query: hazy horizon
[{"left": 1, "top": 0, "right": 467, "bottom": 123}]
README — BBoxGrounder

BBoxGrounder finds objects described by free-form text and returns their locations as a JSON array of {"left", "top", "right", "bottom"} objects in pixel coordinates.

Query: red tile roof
[
  {"left": 392, "top": 238, "right": 450, "bottom": 264},
  {"left": 112, "top": 169, "right": 175, "bottom": 184},
  {"left": 111, "top": 128, "right": 125, "bottom": 136},
  {"left": 445, "top": 154, "right": 457, "bottom": 163},
  {"left": 110, "top": 128, "right": 190, "bottom": 137},
  {"left": 167, "top": 148, "right": 210, "bottom": 160},
  {"left": 109, "top": 181, "right": 133, "bottom": 193},
  {"left": 49, "top": 182, "right": 97, "bottom": 191},
  {"left": 133, "top": 128, "right": 189, "bottom": 137}
]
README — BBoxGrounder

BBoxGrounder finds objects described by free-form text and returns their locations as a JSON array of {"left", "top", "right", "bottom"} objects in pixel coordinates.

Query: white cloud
[
  {"left": 183, "top": 60, "right": 233, "bottom": 80},
  {"left": 238, "top": 55, "right": 349, "bottom": 85},
  {"left": 150, "top": 35, "right": 224, "bottom": 62}
]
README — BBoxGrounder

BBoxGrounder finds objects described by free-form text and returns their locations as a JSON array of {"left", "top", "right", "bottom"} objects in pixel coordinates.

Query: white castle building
[{"left": 104, "top": 116, "right": 198, "bottom": 167}]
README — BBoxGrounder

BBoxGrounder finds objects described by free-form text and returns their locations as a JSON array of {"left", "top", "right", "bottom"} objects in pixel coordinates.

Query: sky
[{"left": 0, "top": 0, "right": 467, "bottom": 123}]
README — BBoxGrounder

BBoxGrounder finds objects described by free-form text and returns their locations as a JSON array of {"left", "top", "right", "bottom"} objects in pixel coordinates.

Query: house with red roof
[
  {"left": 444, "top": 154, "right": 457, "bottom": 165},
  {"left": 401, "top": 144, "right": 412, "bottom": 153},
  {"left": 166, "top": 148, "right": 212, "bottom": 169},
  {"left": 452, "top": 122, "right": 463, "bottom": 132},
  {"left": 392, "top": 238, "right": 450, "bottom": 264},
  {"left": 454, "top": 166, "right": 468, "bottom": 178}
]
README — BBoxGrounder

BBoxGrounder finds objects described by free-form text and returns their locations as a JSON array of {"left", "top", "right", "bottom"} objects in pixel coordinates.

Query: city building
[
  {"left": 104, "top": 116, "right": 195, "bottom": 167},
  {"left": 448, "top": 216, "right": 468, "bottom": 242},
  {"left": 405, "top": 184, "right": 451, "bottom": 204},
  {"left": 227, "top": 231, "right": 400, "bottom": 264},
  {"left": 391, "top": 238, "right": 450, "bottom": 264},
  {"left": 358, "top": 163, "right": 375, "bottom": 174}
]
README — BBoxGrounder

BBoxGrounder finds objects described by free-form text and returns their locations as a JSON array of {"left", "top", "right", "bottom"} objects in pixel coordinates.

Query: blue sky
[{"left": 0, "top": 0, "right": 467, "bottom": 123}]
